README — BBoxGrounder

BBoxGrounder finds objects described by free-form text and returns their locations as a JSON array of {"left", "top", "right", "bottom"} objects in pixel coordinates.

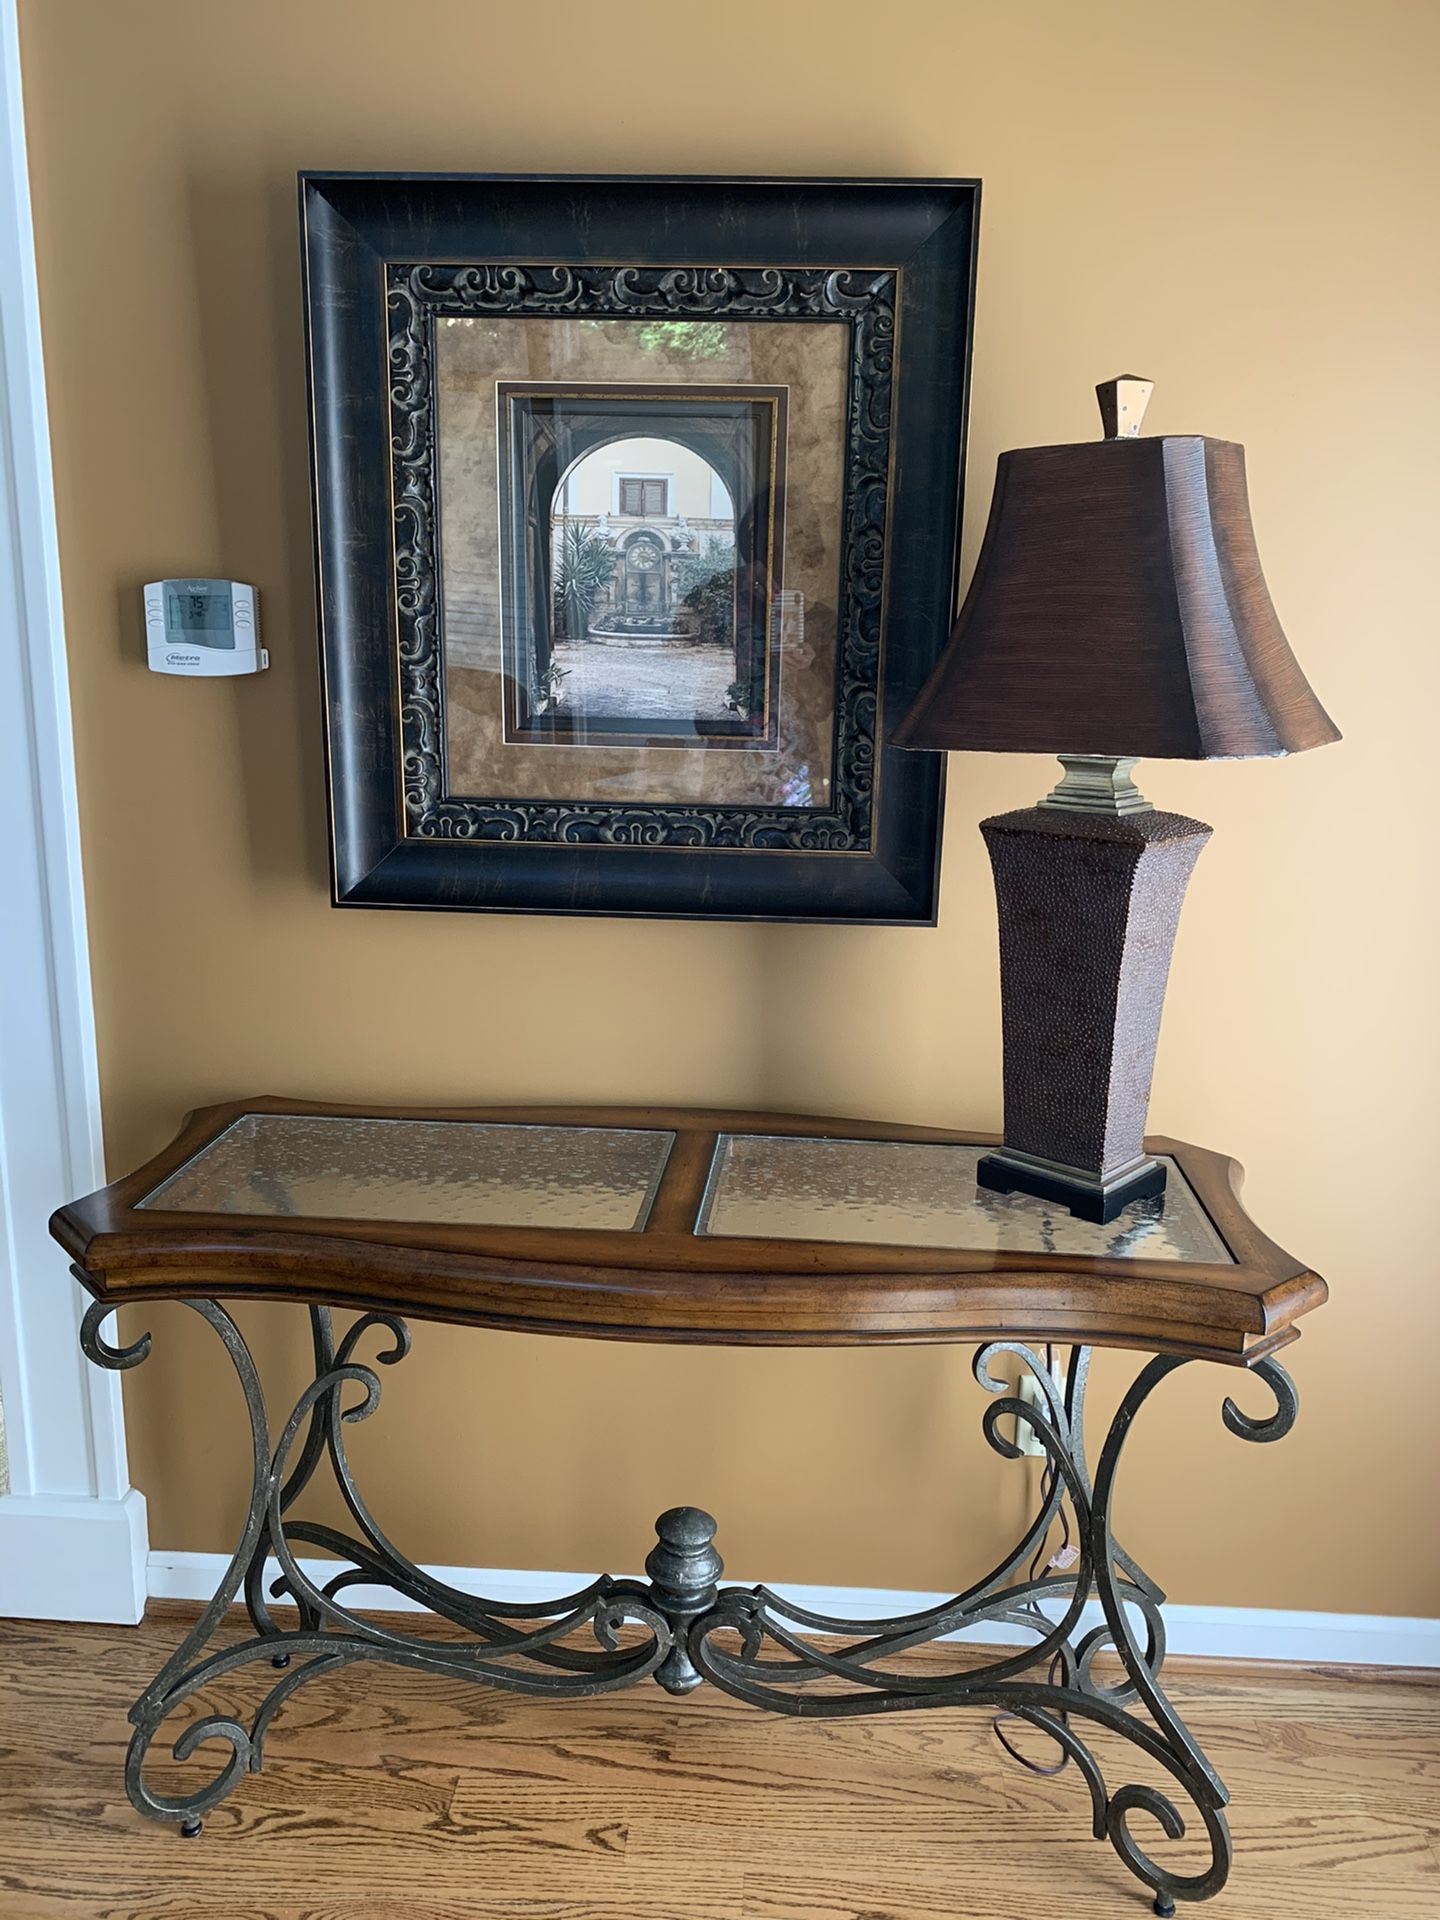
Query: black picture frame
[{"left": 300, "top": 173, "right": 980, "bottom": 922}]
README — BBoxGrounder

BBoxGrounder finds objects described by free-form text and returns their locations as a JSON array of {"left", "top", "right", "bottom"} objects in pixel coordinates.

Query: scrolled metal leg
[
  {"left": 244, "top": 1304, "right": 337, "bottom": 1662},
  {"left": 688, "top": 1342, "right": 1302, "bottom": 1911},
  {"left": 78, "top": 1287, "right": 677, "bottom": 1831},
  {"left": 83, "top": 1289, "right": 277, "bottom": 1832}
]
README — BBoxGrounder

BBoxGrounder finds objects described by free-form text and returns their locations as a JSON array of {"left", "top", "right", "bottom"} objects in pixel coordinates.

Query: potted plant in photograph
[{"left": 554, "top": 523, "right": 616, "bottom": 643}]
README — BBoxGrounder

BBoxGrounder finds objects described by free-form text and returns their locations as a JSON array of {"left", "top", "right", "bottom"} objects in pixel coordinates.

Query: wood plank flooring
[{"left": 0, "top": 1604, "right": 1436, "bottom": 1919}]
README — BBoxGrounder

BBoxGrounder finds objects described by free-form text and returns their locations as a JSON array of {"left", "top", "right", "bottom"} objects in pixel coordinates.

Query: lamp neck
[{"left": 1038, "top": 754, "right": 1153, "bottom": 817}]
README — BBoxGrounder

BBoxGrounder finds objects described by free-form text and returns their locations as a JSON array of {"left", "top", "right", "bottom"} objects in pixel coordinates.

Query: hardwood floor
[{"left": 0, "top": 1605, "right": 1436, "bottom": 1919}]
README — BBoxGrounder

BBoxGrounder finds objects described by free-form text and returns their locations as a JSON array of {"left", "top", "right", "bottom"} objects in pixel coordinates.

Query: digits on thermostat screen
[{"left": 165, "top": 583, "right": 235, "bottom": 648}]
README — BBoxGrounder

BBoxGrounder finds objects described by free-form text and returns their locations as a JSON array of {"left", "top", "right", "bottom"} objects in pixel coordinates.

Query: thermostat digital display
[{"left": 144, "top": 580, "right": 266, "bottom": 676}]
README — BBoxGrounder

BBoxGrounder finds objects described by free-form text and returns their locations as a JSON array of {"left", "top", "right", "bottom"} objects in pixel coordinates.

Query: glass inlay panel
[
  {"left": 695, "top": 1136, "right": 1233, "bottom": 1264},
  {"left": 138, "top": 1115, "right": 675, "bottom": 1231}
]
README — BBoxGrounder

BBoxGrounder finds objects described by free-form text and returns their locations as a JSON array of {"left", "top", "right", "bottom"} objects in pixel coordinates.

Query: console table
[{"left": 52, "top": 1098, "right": 1325, "bottom": 1914}]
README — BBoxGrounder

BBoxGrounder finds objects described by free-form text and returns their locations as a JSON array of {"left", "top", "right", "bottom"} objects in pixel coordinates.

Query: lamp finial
[{"left": 1097, "top": 374, "right": 1154, "bottom": 439}]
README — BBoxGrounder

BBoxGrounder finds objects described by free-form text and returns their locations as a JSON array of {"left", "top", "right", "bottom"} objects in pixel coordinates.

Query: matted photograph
[
  {"left": 432, "top": 312, "right": 841, "bottom": 815},
  {"left": 302, "top": 174, "right": 979, "bottom": 919},
  {"left": 491, "top": 381, "right": 787, "bottom": 752}
]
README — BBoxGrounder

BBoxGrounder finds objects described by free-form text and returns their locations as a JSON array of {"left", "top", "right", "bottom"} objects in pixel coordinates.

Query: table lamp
[{"left": 893, "top": 377, "right": 1339, "bottom": 1222}]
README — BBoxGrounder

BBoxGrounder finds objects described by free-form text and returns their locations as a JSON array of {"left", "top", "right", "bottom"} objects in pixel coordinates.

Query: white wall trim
[
  {"left": 0, "top": 0, "right": 147, "bottom": 1619},
  {"left": 147, "top": 1553, "right": 1440, "bottom": 1670},
  {"left": 0, "top": 1491, "right": 147, "bottom": 1622}
]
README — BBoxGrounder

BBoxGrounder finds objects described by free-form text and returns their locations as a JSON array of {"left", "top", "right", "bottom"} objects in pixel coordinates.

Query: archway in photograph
[{"left": 545, "top": 434, "right": 741, "bottom": 730}]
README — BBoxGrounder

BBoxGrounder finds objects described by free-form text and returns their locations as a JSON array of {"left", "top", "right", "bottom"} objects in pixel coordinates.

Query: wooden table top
[{"left": 50, "top": 1097, "right": 1325, "bottom": 1366}]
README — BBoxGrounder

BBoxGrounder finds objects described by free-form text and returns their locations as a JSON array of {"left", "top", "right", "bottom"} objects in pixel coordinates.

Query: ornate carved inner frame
[{"left": 300, "top": 174, "right": 980, "bottom": 920}]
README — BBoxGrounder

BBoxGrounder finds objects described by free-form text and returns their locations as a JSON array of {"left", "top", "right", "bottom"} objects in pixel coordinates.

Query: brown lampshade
[{"left": 893, "top": 432, "right": 1340, "bottom": 759}]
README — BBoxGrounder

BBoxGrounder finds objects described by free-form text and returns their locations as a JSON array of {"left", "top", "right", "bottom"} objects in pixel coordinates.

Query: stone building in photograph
[{"left": 550, "top": 434, "right": 737, "bottom": 639}]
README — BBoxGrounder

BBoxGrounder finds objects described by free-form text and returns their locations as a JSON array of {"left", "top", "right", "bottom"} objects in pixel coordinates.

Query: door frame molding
[{"left": 0, "top": 0, "right": 146, "bottom": 1621}]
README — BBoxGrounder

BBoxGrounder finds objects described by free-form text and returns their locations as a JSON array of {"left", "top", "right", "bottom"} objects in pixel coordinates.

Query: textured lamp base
[
  {"left": 980, "top": 762, "right": 1212, "bottom": 1225},
  {"left": 977, "top": 1146, "right": 1167, "bottom": 1224}
]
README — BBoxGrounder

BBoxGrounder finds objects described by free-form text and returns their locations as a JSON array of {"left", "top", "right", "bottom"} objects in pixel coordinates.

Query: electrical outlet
[{"left": 1011, "top": 1373, "right": 1049, "bottom": 1457}]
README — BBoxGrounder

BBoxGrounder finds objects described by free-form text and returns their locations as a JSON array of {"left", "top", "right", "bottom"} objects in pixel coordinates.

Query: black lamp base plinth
[{"left": 977, "top": 1149, "right": 1168, "bottom": 1225}]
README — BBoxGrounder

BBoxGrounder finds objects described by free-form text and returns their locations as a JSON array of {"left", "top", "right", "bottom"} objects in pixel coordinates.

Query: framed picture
[{"left": 300, "top": 174, "right": 979, "bottom": 921}]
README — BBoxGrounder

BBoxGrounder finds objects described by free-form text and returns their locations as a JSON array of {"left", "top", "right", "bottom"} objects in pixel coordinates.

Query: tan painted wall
[{"left": 19, "top": 0, "right": 1439, "bottom": 1615}]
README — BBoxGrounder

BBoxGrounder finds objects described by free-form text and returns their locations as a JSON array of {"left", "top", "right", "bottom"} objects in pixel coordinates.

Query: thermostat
[{"left": 144, "top": 580, "right": 266, "bottom": 676}]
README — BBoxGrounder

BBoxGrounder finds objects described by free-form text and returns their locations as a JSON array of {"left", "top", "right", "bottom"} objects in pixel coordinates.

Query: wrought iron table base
[{"left": 80, "top": 1292, "right": 1298, "bottom": 1913}]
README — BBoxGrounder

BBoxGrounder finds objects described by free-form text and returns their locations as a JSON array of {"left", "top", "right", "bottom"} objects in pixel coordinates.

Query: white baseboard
[
  {"left": 0, "top": 1490, "right": 148, "bottom": 1622},
  {"left": 145, "top": 1551, "right": 1440, "bottom": 1669}
]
